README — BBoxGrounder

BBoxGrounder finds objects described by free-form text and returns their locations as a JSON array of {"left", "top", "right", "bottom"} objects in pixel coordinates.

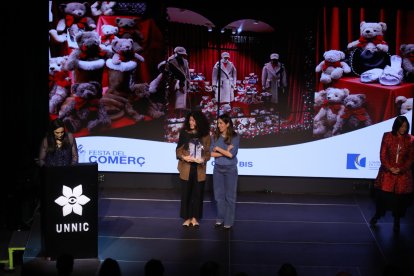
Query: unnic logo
[
  {"left": 346, "top": 154, "right": 366, "bottom": 170},
  {"left": 55, "top": 185, "right": 90, "bottom": 217}
]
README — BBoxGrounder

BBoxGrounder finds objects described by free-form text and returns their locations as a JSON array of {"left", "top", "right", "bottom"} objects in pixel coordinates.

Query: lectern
[{"left": 41, "top": 162, "right": 98, "bottom": 258}]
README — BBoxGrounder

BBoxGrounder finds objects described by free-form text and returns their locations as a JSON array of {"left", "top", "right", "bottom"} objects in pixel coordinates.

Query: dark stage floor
[{"left": 11, "top": 188, "right": 414, "bottom": 275}]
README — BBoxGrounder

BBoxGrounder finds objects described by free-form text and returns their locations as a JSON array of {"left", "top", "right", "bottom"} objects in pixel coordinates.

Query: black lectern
[{"left": 41, "top": 163, "right": 98, "bottom": 258}]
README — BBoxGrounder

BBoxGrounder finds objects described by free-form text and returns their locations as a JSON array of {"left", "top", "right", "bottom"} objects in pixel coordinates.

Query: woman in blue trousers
[{"left": 211, "top": 113, "right": 240, "bottom": 229}]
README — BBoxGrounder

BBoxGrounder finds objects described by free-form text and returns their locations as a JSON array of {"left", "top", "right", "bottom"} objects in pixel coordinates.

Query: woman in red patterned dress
[{"left": 370, "top": 116, "right": 414, "bottom": 233}]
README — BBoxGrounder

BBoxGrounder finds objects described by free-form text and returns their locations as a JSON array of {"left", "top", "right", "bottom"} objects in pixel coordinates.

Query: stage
[{"left": 19, "top": 184, "right": 414, "bottom": 276}]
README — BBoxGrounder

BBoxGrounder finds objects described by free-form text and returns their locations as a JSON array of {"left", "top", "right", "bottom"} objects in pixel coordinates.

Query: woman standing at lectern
[{"left": 38, "top": 118, "right": 78, "bottom": 167}]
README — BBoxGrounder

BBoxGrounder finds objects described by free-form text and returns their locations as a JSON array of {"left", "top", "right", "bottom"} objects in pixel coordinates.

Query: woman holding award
[
  {"left": 176, "top": 111, "right": 211, "bottom": 227},
  {"left": 370, "top": 115, "right": 414, "bottom": 233}
]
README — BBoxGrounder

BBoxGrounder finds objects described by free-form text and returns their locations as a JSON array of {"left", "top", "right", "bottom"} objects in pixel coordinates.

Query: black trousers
[
  {"left": 374, "top": 189, "right": 413, "bottom": 218},
  {"left": 180, "top": 164, "right": 205, "bottom": 219}
]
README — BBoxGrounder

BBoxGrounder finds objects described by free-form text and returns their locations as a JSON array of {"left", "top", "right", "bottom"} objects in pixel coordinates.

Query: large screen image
[{"left": 48, "top": 2, "right": 414, "bottom": 178}]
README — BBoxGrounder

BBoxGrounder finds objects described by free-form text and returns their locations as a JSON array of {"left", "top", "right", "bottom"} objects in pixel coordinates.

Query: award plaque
[{"left": 189, "top": 139, "right": 204, "bottom": 160}]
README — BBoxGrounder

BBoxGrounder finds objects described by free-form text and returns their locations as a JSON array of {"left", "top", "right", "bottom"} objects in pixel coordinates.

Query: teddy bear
[
  {"left": 49, "top": 56, "right": 71, "bottom": 114},
  {"left": 400, "top": 44, "right": 414, "bottom": 82},
  {"left": 313, "top": 87, "right": 349, "bottom": 137},
  {"left": 348, "top": 21, "right": 388, "bottom": 53},
  {"left": 49, "top": 2, "right": 96, "bottom": 44},
  {"left": 315, "top": 50, "right": 351, "bottom": 84},
  {"left": 313, "top": 90, "right": 329, "bottom": 137},
  {"left": 91, "top": 1, "right": 116, "bottom": 17},
  {"left": 338, "top": 94, "right": 372, "bottom": 133},
  {"left": 115, "top": 17, "right": 144, "bottom": 52},
  {"left": 348, "top": 21, "right": 390, "bottom": 75},
  {"left": 395, "top": 96, "right": 413, "bottom": 115},
  {"left": 59, "top": 81, "right": 111, "bottom": 133},
  {"left": 65, "top": 31, "right": 107, "bottom": 83},
  {"left": 313, "top": 90, "right": 327, "bottom": 113},
  {"left": 100, "top": 24, "right": 118, "bottom": 52},
  {"left": 102, "top": 83, "right": 161, "bottom": 122},
  {"left": 110, "top": 37, "right": 145, "bottom": 65},
  {"left": 130, "top": 83, "right": 165, "bottom": 120},
  {"left": 102, "top": 39, "right": 145, "bottom": 122}
]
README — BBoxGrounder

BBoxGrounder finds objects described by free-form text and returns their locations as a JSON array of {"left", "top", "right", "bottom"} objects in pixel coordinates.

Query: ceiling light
[
  {"left": 253, "top": 20, "right": 259, "bottom": 25},
  {"left": 232, "top": 28, "right": 236, "bottom": 35}
]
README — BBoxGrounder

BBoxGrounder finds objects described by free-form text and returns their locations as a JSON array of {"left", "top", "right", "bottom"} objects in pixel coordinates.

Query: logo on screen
[
  {"left": 55, "top": 185, "right": 90, "bottom": 217},
  {"left": 346, "top": 154, "right": 366, "bottom": 170}
]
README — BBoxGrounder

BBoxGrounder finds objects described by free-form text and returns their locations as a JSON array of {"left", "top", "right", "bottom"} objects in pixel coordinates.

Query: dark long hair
[
  {"left": 181, "top": 110, "right": 210, "bottom": 138},
  {"left": 214, "top": 113, "right": 237, "bottom": 144},
  {"left": 176, "top": 111, "right": 210, "bottom": 150},
  {"left": 391, "top": 115, "right": 410, "bottom": 135},
  {"left": 46, "top": 118, "right": 71, "bottom": 152}
]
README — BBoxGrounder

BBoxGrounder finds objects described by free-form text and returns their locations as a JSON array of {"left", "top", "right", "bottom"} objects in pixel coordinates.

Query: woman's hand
[
  {"left": 194, "top": 158, "right": 204, "bottom": 164},
  {"left": 390, "top": 167, "right": 400, "bottom": 174},
  {"left": 182, "top": 155, "right": 193, "bottom": 162}
]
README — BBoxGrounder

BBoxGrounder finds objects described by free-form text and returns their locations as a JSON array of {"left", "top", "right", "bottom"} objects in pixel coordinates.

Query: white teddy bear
[
  {"left": 313, "top": 90, "right": 328, "bottom": 137},
  {"left": 91, "top": 1, "right": 116, "bottom": 16},
  {"left": 315, "top": 50, "right": 351, "bottom": 84},
  {"left": 313, "top": 87, "right": 349, "bottom": 137},
  {"left": 49, "top": 2, "right": 96, "bottom": 44},
  {"left": 347, "top": 21, "right": 388, "bottom": 53},
  {"left": 395, "top": 96, "right": 413, "bottom": 115},
  {"left": 100, "top": 24, "right": 118, "bottom": 52}
]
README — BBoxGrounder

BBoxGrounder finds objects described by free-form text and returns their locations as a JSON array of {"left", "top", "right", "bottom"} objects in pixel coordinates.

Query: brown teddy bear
[
  {"left": 339, "top": 94, "right": 372, "bottom": 133},
  {"left": 400, "top": 44, "right": 414, "bottom": 82},
  {"left": 59, "top": 81, "right": 111, "bottom": 133},
  {"left": 65, "top": 31, "right": 107, "bottom": 83},
  {"left": 130, "top": 83, "right": 165, "bottom": 120},
  {"left": 102, "top": 37, "right": 147, "bottom": 121},
  {"left": 115, "top": 17, "right": 144, "bottom": 52},
  {"left": 102, "top": 52, "right": 138, "bottom": 121},
  {"left": 110, "top": 37, "right": 144, "bottom": 65},
  {"left": 102, "top": 83, "right": 164, "bottom": 122}
]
